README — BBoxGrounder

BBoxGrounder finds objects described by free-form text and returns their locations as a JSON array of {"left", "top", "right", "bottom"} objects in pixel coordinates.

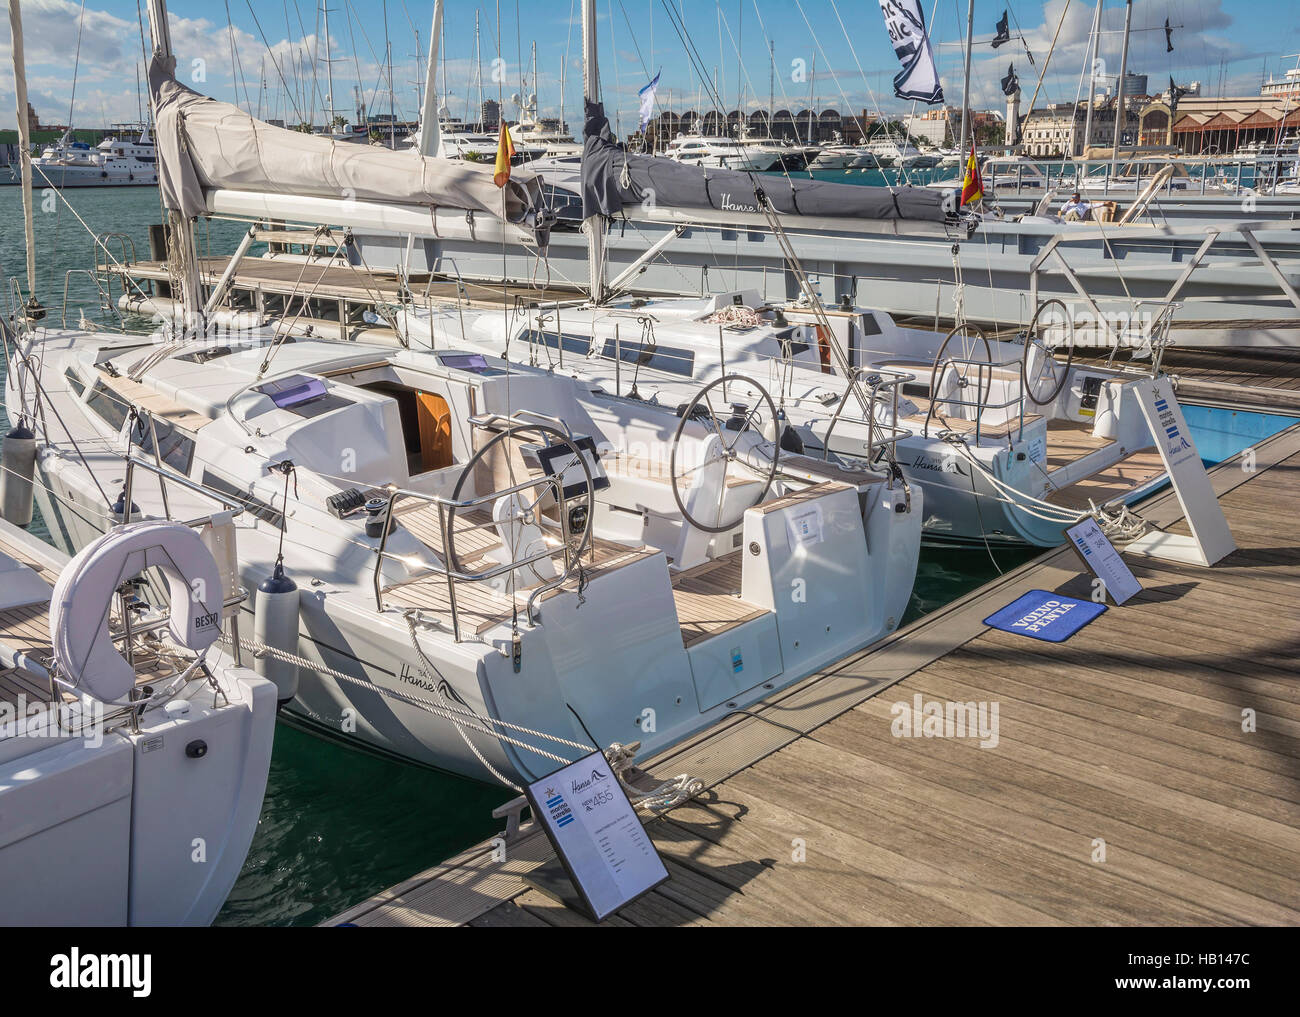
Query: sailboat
[{"left": 4, "top": 0, "right": 924, "bottom": 785}]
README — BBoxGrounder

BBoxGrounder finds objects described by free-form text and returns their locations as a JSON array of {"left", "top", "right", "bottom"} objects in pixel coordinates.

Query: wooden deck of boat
[
  {"left": 328, "top": 420, "right": 1300, "bottom": 927},
  {"left": 382, "top": 504, "right": 765, "bottom": 647}
]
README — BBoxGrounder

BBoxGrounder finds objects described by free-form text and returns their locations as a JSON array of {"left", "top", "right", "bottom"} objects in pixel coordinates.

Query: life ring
[{"left": 50, "top": 521, "right": 224, "bottom": 703}]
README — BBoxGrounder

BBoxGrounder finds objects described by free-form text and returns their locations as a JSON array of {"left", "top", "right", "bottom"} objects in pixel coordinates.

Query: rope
[
  {"left": 229, "top": 623, "right": 702, "bottom": 810},
  {"left": 704, "top": 303, "right": 761, "bottom": 328}
]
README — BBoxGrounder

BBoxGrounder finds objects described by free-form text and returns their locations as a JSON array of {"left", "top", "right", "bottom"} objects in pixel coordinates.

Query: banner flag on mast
[
  {"left": 877, "top": 0, "right": 944, "bottom": 104},
  {"left": 1165, "top": 18, "right": 1174, "bottom": 53},
  {"left": 961, "top": 142, "right": 983, "bottom": 207},
  {"left": 638, "top": 69, "right": 661, "bottom": 132},
  {"left": 992, "top": 11, "right": 1011, "bottom": 49},
  {"left": 493, "top": 119, "right": 515, "bottom": 188}
]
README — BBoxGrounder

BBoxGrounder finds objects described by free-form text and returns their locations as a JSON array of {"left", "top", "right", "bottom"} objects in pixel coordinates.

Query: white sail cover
[
  {"left": 877, "top": 0, "right": 944, "bottom": 104},
  {"left": 148, "top": 54, "right": 540, "bottom": 223}
]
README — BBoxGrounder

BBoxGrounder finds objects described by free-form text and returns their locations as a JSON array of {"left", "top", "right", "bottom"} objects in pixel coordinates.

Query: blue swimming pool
[{"left": 1181, "top": 404, "right": 1300, "bottom": 464}]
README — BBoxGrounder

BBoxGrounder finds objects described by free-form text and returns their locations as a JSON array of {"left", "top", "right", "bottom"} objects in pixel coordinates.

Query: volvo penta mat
[{"left": 983, "top": 589, "right": 1107, "bottom": 643}]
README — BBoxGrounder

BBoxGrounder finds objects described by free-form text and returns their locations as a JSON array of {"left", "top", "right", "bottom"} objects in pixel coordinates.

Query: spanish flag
[
  {"left": 960, "top": 141, "right": 983, "bottom": 207},
  {"left": 493, "top": 120, "right": 515, "bottom": 188}
]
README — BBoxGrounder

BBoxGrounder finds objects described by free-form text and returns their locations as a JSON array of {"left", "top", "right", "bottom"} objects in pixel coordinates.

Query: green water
[{"left": 0, "top": 183, "right": 1038, "bottom": 926}]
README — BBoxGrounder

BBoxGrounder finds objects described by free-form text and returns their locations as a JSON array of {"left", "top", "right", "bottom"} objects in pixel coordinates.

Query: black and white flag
[
  {"left": 877, "top": 0, "right": 944, "bottom": 104},
  {"left": 992, "top": 11, "right": 1011, "bottom": 49},
  {"left": 1169, "top": 75, "right": 1185, "bottom": 114},
  {"left": 1001, "top": 63, "right": 1019, "bottom": 97}
]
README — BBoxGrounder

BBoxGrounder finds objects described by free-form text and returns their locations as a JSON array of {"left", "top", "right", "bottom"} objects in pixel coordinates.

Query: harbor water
[{"left": 1, "top": 184, "right": 1294, "bottom": 926}]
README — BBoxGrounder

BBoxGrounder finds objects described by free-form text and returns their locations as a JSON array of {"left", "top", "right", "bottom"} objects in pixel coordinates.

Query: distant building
[
  {"left": 903, "top": 106, "right": 956, "bottom": 146},
  {"left": 480, "top": 99, "right": 500, "bottom": 132},
  {"left": 1020, "top": 98, "right": 1140, "bottom": 157},
  {"left": 1262, "top": 68, "right": 1300, "bottom": 100}
]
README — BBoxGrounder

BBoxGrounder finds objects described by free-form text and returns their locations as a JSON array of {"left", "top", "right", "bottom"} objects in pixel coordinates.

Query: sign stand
[
  {"left": 523, "top": 858, "right": 590, "bottom": 913},
  {"left": 523, "top": 750, "right": 669, "bottom": 922},
  {"left": 1064, "top": 516, "right": 1143, "bottom": 605},
  {"left": 1125, "top": 375, "right": 1236, "bottom": 567}
]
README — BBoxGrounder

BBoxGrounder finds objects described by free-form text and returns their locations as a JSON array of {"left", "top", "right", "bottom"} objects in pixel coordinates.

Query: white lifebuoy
[{"left": 50, "top": 521, "right": 224, "bottom": 703}]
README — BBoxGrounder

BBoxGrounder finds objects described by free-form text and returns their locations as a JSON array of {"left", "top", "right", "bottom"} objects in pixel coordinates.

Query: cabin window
[
  {"left": 600, "top": 338, "right": 695, "bottom": 377},
  {"left": 63, "top": 367, "right": 86, "bottom": 398},
  {"left": 521, "top": 329, "right": 591, "bottom": 357},
  {"left": 135, "top": 413, "right": 196, "bottom": 474},
  {"left": 860, "top": 313, "right": 882, "bottom": 336},
  {"left": 84, "top": 379, "right": 131, "bottom": 433}
]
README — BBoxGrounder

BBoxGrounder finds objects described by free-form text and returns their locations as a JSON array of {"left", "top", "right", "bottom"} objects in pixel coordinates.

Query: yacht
[
  {"left": 808, "top": 135, "right": 880, "bottom": 171},
  {"left": 7, "top": 326, "right": 922, "bottom": 783},
  {"left": 0, "top": 501, "right": 275, "bottom": 925},
  {"left": 19, "top": 125, "right": 159, "bottom": 188},
  {"left": 863, "top": 134, "right": 934, "bottom": 170},
  {"left": 404, "top": 290, "right": 1178, "bottom": 549},
  {"left": 508, "top": 94, "right": 582, "bottom": 157},
  {"left": 665, "top": 133, "right": 784, "bottom": 171},
  {"left": 403, "top": 112, "right": 547, "bottom": 164}
]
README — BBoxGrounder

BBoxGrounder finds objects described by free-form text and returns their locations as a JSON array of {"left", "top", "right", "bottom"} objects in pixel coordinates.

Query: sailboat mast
[
  {"left": 7, "top": 0, "right": 36, "bottom": 301},
  {"left": 419, "top": 0, "right": 443, "bottom": 155},
  {"left": 322, "top": 1, "right": 335, "bottom": 130},
  {"left": 807, "top": 53, "right": 815, "bottom": 144},
  {"left": 144, "top": 0, "right": 203, "bottom": 329},
  {"left": 475, "top": 11, "right": 483, "bottom": 128},
  {"left": 581, "top": 0, "right": 605, "bottom": 303},
  {"left": 1110, "top": 0, "right": 1133, "bottom": 174},
  {"left": 1081, "top": 0, "right": 1103, "bottom": 157},
  {"left": 957, "top": 0, "right": 974, "bottom": 155},
  {"left": 759, "top": 38, "right": 769, "bottom": 137}
]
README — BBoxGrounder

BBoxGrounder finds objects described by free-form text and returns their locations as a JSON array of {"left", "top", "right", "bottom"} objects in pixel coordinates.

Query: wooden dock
[{"left": 327, "top": 411, "right": 1300, "bottom": 927}]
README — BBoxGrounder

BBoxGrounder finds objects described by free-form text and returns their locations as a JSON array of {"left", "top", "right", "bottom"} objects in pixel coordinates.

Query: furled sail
[
  {"left": 148, "top": 54, "right": 540, "bottom": 224},
  {"left": 581, "top": 102, "right": 954, "bottom": 226}
]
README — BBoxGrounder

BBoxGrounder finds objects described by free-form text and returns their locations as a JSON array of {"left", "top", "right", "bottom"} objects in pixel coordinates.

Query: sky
[{"left": 0, "top": 0, "right": 1297, "bottom": 133}]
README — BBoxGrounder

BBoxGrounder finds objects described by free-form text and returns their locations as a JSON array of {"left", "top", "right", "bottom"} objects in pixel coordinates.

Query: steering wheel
[
  {"left": 669, "top": 374, "right": 780, "bottom": 534},
  {"left": 1021, "top": 298, "right": 1075, "bottom": 406},
  {"left": 926, "top": 322, "right": 992, "bottom": 432},
  {"left": 445, "top": 423, "right": 595, "bottom": 577}
]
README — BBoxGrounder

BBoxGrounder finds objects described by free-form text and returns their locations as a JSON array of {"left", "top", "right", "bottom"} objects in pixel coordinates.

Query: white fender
[{"left": 50, "top": 521, "right": 224, "bottom": 703}]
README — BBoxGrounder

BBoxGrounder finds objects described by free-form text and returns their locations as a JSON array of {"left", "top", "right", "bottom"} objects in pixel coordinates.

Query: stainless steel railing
[
  {"left": 818, "top": 365, "right": 916, "bottom": 472},
  {"left": 922, "top": 355, "right": 1029, "bottom": 444},
  {"left": 370, "top": 469, "right": 584, "bottom": 642}
]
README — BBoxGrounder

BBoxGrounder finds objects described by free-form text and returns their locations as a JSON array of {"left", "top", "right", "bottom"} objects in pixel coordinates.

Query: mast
[
  {"left": 581, "top": 0, "right": 605, "bottom": 303},
  {"left": 1081, "top": 0, "right": 1103, "bottom": 157},
  {"left": 144, "top": 0, "right": 203, "bottom": 329},
  {"left": 7, "top": 0, "right": 36, "bottom": 302},
  {"left": 1110, "top": 0, "right": 1133, "bottom": 175},
  {"left": 418, "top": 0, "right": 443, "bottom": 155},
  {"left": 807, "top": 53, "right": 815, "bottom": 144},
  {"left": 768, "top": 39, "right": 774, "bottom": 136},
  {"left": 474, "top": 11, "right": 483, "bottom": 128},
  {"left": 957, "top": 0, "right": 974, "bottom": 156},
  {"left": 322, "top": 1, "right": 336, "bottom": 131}
]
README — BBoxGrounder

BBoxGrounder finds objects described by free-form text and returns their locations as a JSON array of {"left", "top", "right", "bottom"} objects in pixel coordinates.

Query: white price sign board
[
  {"left": 525, "top": 751, "right": 669, "bottom": 921},
  {"left": 1064, "top": 516, "right": 1143, "bottom": 606}
]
